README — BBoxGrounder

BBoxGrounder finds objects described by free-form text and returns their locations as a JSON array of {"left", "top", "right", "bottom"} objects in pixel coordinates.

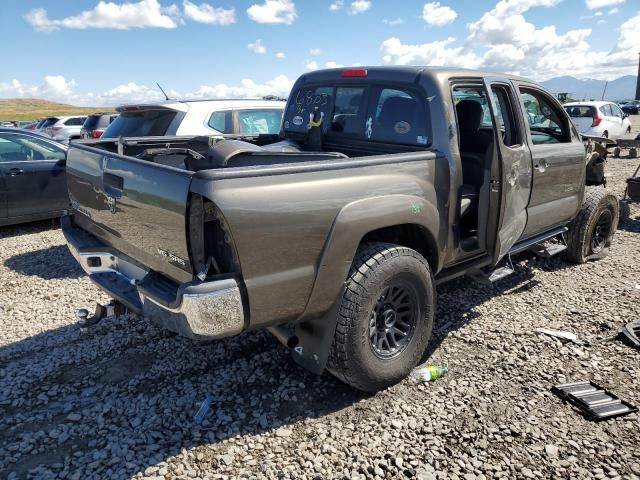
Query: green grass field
[{"left": 0, "top": 98, "right": 113, "bottom": 122}]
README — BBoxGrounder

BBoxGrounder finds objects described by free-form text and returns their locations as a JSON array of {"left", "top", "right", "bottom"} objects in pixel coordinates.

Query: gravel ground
[{"left": 1, "top": 122, "right": 640, "bottom": 480}]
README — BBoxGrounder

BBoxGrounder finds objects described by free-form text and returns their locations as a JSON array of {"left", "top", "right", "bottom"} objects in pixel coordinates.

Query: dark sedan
[
  {"left": 621, "top": 100, "right": 640, "bottom": 115},
  {"left": 0, "top": 128, "right": 68, "bottom": 226}
]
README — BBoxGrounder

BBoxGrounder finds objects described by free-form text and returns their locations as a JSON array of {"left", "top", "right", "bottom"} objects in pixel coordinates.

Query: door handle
[
  {"left": 8, "top": 168, "right": 24, "bottom": 176},
  {"left": 103, "top": 173, "right": 124, "bottom": 198},
  {"left": 535, "top": 159, "right": 549, "bottom": 172}
]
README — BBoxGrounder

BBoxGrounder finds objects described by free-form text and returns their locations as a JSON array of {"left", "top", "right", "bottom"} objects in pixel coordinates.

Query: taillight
[
  {"left": 592, "top": 114, "right": 602, "bottom": 127},
  {"left": 341, "top": 68, "right": 368, "bottom": 77},
  {"left": 90, "top": 130, "right": 103, "bottom": 138},
  {"left": 123, "top": 105, "right": 142, "bottom": 111},
  {"left": 49, "top": 126, "right": 63, "bottom": 132}
]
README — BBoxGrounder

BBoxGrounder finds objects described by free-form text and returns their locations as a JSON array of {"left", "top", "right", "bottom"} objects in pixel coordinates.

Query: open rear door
[{"left": 483, "top": 78, "right": 533, "bottom": 262}]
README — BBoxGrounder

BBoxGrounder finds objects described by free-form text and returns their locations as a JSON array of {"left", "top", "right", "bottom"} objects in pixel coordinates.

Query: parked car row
[
  {"left": 0, "top": 97, "right": 286, "bottom": 226},
  {"left": 619, "top": 100, "right": 640, "bottom": 115}
]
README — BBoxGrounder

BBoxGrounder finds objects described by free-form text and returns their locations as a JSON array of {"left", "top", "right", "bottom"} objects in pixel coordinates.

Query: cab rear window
[{"left": 283, "top": 84, "right": 432, "bottom": 147}]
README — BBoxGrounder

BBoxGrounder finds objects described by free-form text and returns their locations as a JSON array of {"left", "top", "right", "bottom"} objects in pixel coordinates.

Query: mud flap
[{"left": 291, "top": 288, "right": 344, "bottom": 375}]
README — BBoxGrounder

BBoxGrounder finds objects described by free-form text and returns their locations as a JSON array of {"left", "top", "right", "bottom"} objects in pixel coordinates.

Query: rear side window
[
  {"left": 600, "top": 104, "right": 613, "bottom": 116},
  {"left": 102, "top": 110, "right": 177, "bottom": 138},
  {"left": 64, "top": 117, "right": 85, "bottom": 126},
  {"left": 237, "top": 109, "right": 283, "bottom": 135},
  {"left": 564, "top": 105, "right": 596, "bottom": 118},
  {"left": 208, "top": 111, "right": 229, "bottom": 133}
]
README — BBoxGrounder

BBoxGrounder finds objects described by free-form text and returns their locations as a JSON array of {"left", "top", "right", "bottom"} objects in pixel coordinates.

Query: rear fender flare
[{"left": 300, "top": 194, "right": 441, "bottom": 322}]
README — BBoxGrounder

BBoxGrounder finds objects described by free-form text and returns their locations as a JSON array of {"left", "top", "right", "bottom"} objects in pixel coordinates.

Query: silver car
[{"left": 42, "top": 116, "right": 87, "bottom": 144}]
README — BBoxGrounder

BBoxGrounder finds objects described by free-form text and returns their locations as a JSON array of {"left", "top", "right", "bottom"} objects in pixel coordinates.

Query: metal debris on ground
[
  {"left": 411, "top": 364, "right": 448, "bottom": 383},
  {"left": 621, "top": 320, "right": 640, "bottom": 348},
  {"left": 552, "top": 381, "right": 638, "bottom": 421},
  {"left": 535, "top": 328, "right": 578, "bottom": 343},
  {"left": 193, "top": 395, "right": 212, "bottom": 425}
]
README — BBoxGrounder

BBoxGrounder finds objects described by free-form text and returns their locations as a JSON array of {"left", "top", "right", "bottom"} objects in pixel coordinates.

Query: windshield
[{"left": 102, "top": 109, "right": 177, "bottom": 138}]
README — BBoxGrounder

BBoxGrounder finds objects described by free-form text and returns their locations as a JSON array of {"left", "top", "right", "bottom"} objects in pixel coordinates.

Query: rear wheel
[
  {"left": 627, "top": 126, "right": 632, "bottom": 134},
  {"left": 327, "top": 243, "right": 435, "bottom": 392},
  {"left": 564, "top": 186, "right": 618, "bottom": 264},
  {"left": 602, "top": 131, "right": 608, "bottom": 139}
]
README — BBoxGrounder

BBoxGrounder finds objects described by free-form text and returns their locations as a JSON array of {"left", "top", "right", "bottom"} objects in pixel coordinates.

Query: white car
[
  {"left": 41, "top": 116, "right": 88, "bottom": 144},
  {"left": 563, "top": 101, "right": 632, "bottom": 140},
  {"left": 101, "top": 98, "right": 286, "bottom": 139}
]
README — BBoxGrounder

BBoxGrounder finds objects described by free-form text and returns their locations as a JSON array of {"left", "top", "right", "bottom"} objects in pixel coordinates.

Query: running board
[
  {"left": 530, "top": 242, "right": 567, "bottom": 258},
  {"left": 508, "top": 226, "right": 568, "bottom": 255},
  {"left": 468, "top": 255, "right": 515, "bottom": 284}
]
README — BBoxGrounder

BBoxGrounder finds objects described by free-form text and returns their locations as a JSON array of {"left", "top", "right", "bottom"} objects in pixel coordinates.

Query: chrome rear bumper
[{"left": 62, "top": 215, "right": 245, "bottom": 340}]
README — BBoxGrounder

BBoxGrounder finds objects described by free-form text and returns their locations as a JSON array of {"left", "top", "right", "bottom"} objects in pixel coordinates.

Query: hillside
[
  {"left": 541, "top": 75, "right": 638, "bottom": 101},
  {"left": 0, "top": 98, "right": 111, "bottom": 121}
]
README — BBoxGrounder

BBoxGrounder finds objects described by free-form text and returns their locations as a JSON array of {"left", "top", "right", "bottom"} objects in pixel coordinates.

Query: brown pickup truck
[{"left": 62, "top": 67, "right": 617, "bottom": 392}]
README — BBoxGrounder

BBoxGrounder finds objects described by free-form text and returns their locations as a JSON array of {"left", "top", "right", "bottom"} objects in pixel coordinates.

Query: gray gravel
[{"left": 2, "top": 133, "right": 640, "bottom": 479}]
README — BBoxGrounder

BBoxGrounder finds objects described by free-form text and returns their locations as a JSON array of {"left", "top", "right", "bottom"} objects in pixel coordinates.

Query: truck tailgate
[{"left": 66, "top": 144, "right": 194, "bottom": 283}]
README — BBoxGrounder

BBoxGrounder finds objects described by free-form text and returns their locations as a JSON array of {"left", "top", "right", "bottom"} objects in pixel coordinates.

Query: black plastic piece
[
  {"left": 622, "top": 320, "right": 640, "bottom": 348},
  {"left": 552, "top": 381, "right": 637, "bottom": 421}
]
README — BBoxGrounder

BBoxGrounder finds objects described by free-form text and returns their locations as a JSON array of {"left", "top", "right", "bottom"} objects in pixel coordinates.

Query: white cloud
[
  {"left": 309, "top": 48, "right": 322, "bottom": 55},
  {"left": 305, "top": 60, "right": 319, "bottom": 71},
  {"left": 247, "top": 0, "right": 297, "bottom": 24},
  {"left": 349, "top": 0, "right": 371, "bottom": 15},
  {"left": 616, "top": 13, "right": 640, "bottom": 51},
  {"left": 607, "top": 7, "right": 619, "bottom": 14},
  {"left": 329, "top": 0, "right": 344, "bottom": 11},
  {"left": 24, "top": 0, "right": 179, "bottom": 31},
  {"left": 585, "top": 0, "right": 624, "bottom": 10},
  {"left": 422, "top": 2, "right": 457, "bottom": 27},
  {"left": 191, "top": 75, "right": 294, "bottom": 99},
  {"left": 182, "top": 1, "right": 235, "bottom": 25},
  {"left": 248, "top": 39, "right": 267, "bottom": 54},
  {"left": 383, "top": 18, "right": 404, "bottom": 25},
  {"left": 380, "top": 36, "right": 481, "bottom": 68},
  {"left": 325, "top": 61, "right": 344, "bottom": 68},
  {"left": 0, "top": 75, "right": 78, "bottom": 100},
  {"left": 275, "top": 52, "right": 286, "bottom": 59},
  {"left": 0, "top": 74, "right": 295, "bottom": 105}
]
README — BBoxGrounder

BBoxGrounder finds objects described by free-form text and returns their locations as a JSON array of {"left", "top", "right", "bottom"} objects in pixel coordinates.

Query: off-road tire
[
  {"left": 327, "top": 242, "right": 435, "bottom": 392},
  {"left": 619, "top": 199, "right": 630, "bottom": 225},
  {"left": 564, "top": 186, "right": 618, "bottom": 264}
]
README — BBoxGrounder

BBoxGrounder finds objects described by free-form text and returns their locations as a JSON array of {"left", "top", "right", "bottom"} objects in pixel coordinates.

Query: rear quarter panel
[{"left": 191, "top": 152, "right": 449, "bottom": 329}]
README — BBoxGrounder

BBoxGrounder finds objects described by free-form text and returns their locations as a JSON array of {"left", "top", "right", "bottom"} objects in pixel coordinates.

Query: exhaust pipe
[{"left": 267, "top": 325, "right": 299, "bottom": 349}]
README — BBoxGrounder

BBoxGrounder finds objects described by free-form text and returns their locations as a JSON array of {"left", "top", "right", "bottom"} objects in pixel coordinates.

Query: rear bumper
[{"left": 62, "top": 215, "right": 245, "bottom": 340}]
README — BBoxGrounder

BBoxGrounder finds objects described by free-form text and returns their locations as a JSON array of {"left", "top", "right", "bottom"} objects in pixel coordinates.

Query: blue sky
[{"left": 0, "top": 0, "right": 638, "bottom": 105}]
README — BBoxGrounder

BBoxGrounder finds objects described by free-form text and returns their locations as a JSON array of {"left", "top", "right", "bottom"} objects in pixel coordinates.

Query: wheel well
[{"left": 359, "top": 224, "right": 438, "bottom": 271}]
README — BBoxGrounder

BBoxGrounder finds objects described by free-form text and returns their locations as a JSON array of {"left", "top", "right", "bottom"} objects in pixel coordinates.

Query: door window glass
[
  {"left": 490, "top": 86, "right": 520, "bottom": 147},
  {"left": 600, "top": 104, "right": 613, "bottom": 117},
  {"left": 519, "top": 88, "right": 570, "bottom": 144},
  {"left": 0, "top": 133, "right": 65, "bottom": 161}
]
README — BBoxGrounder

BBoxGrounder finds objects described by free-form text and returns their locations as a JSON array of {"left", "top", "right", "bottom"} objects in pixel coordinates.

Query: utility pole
[{"left": 636, "top": 52, "right": 640, "bottom": 100}]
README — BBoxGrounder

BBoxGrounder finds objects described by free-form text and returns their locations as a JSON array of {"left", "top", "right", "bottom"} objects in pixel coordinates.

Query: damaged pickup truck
[{"left": 63, "top": 67, "right": 617, "bottom": 392}]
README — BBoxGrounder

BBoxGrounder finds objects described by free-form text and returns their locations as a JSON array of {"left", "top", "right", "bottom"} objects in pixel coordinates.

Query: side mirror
[
  {"left": 624, "top": 112, "right": 629, "bottom": 118},
  {"left": 56, "top": 158, "right": 66, "bottom": 166}
]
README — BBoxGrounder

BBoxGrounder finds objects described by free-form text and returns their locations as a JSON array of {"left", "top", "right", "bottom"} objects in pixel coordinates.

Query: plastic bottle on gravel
[{"left": 411, "top": 365, "right": 448, "bottom": 382}]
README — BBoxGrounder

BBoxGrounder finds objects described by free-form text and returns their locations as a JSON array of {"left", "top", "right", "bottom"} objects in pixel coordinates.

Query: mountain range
[{"left": 541, "top": 75, "right": 638, "bottom": 102}]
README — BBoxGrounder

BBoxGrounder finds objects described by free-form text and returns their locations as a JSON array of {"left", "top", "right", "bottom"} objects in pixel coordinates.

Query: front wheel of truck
[
  {"left": 327, "top": 242, "right": 435, "bottom": 393},
  {"left": 564, "top": 186, "right": 619, "bottom": 264}
]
